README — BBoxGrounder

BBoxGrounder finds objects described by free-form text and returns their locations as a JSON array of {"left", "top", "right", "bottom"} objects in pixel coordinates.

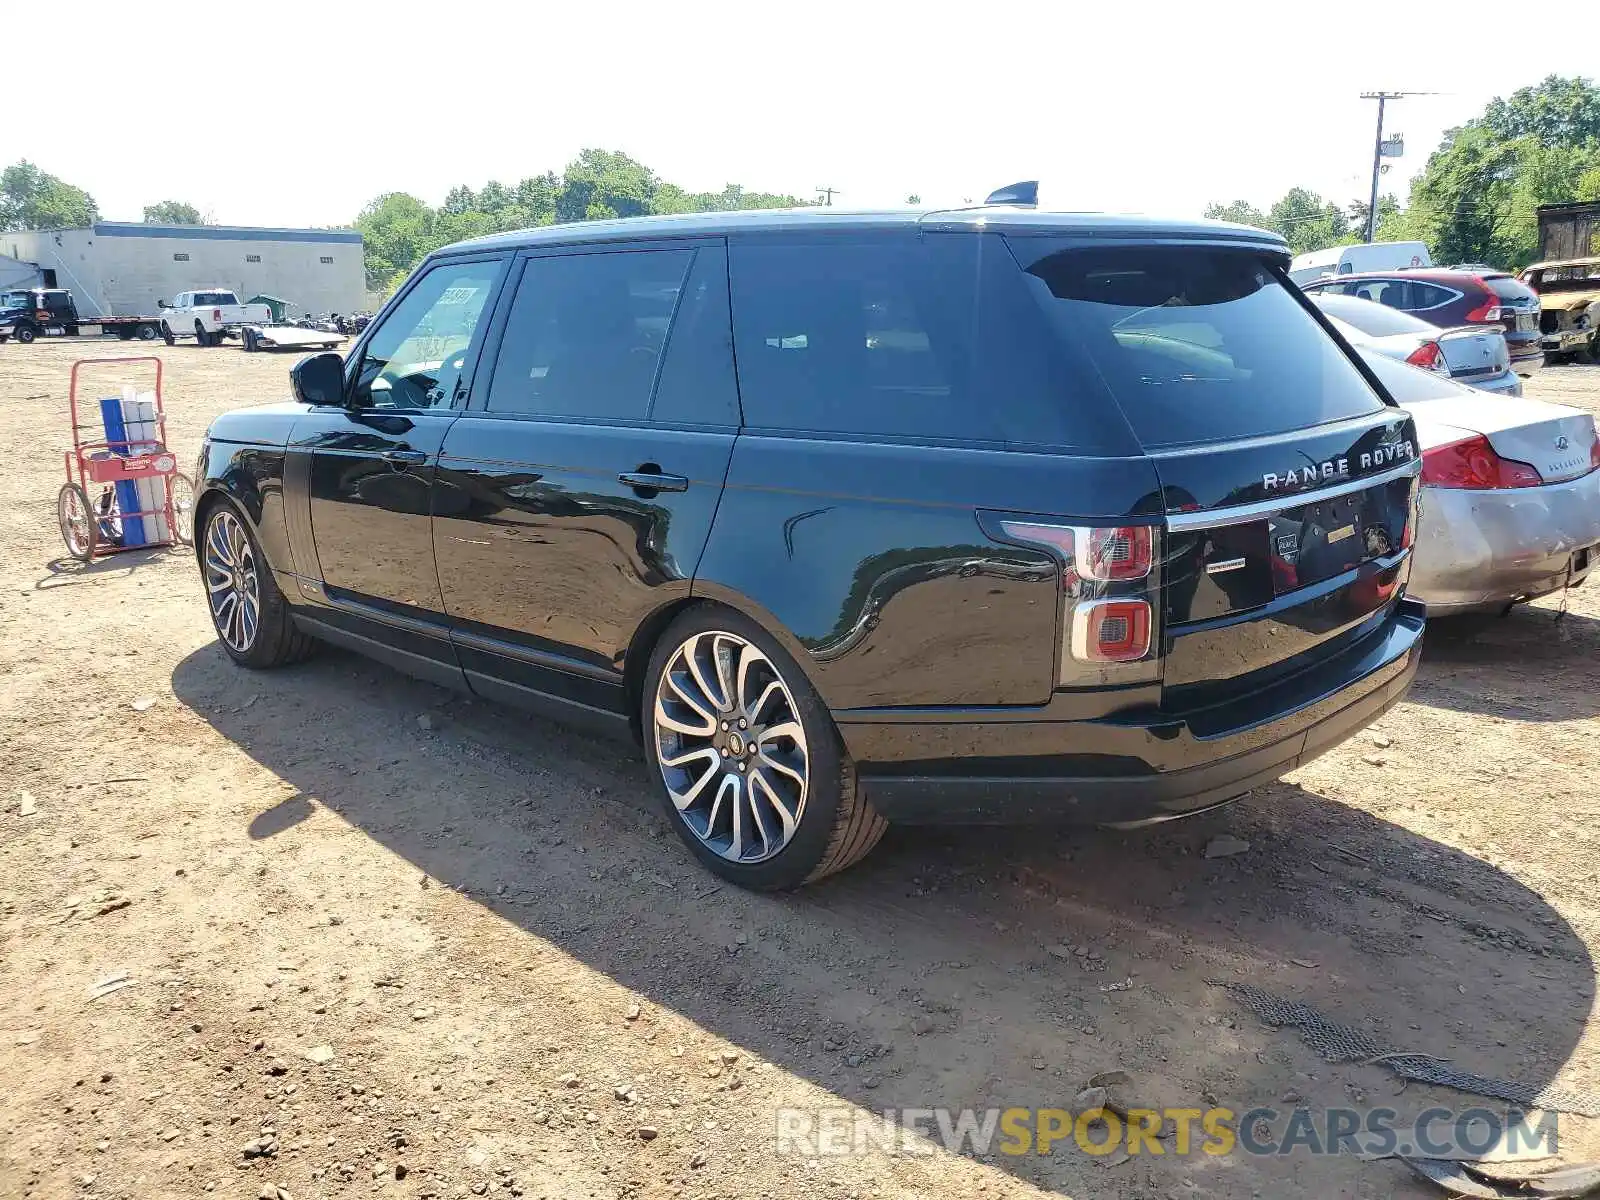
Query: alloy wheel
[
  {"left": 652, "top": 630, "right": 809, "bottom": 864},
  {"left": 204, "top": 509, "right": 261, "bottom": 653}
]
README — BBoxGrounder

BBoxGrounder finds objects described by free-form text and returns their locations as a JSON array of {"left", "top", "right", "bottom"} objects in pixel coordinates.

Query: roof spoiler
[{"left": 984, "top": 181, "right": 1038, "bottom": 208}]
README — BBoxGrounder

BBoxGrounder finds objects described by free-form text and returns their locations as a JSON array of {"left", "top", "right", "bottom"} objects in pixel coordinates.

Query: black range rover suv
[{"left": 193, "top": 206, "right": 1425, "bottom": 889}]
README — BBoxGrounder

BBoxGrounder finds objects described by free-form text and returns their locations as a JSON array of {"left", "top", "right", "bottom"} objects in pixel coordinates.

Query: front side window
[
  {"left": 351, "top": 258, "right": 504, "bottom": 410},
  {"left": 1012, "top": 242, "right": 1387, "bottom": 449},
  {"left": 487, "top": 248, "right": 693, "bottom": 420}
]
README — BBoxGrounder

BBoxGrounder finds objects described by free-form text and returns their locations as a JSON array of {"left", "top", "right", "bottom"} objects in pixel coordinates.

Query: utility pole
[
  {"left": 816, "top": 187, "right": 838, "bottom": 207},
  {"left": 1359, "top": 91, "right": 1437, "bottom": 242}
]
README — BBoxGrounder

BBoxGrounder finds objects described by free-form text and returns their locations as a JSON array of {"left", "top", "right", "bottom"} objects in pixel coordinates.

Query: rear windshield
[
  {"left": 1312, "top": 293, "right": 1435, "bottom": 337},
  {"left": 1009, "top": 241, "right": 1388, "bottom": 449},
  {"left": 1483, "top": 275, "right": 1536, "bottom": 302}
]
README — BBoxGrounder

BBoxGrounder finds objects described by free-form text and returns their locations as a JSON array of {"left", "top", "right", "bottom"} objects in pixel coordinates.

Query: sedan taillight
[
  {"left": 1422, "top": 435, "right": 1542, "bottom": 489},
  {"left": 1405, "top": 341, "right": 1449, "bottom": 374}
]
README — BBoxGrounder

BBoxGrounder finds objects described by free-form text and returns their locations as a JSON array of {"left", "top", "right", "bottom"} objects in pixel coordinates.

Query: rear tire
[
  {"left": 137, "top": 323, "right": 158, "bottom": 342},
  {"left": 199, "top": 501, "right": 316, "bottom": 668},
  {"left": 642, "top": 606, "right": 887, "bottom": 890}
]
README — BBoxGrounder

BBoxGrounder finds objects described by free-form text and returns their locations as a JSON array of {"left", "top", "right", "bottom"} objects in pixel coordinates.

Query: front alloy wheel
[
  {"left": 653, "top": 630, "right": 809, "bottom": 864},
  {"left": 204, "top": 508, "right": 260, "bottom": 653}
]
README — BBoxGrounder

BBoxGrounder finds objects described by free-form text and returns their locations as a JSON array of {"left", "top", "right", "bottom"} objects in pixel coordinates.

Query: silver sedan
[
  {"left": 1356, "top": 348, "right": 1600, "bottom": 616},
  {"left": 1316, "top": 293, "right": 1522, "bottom": 396}
]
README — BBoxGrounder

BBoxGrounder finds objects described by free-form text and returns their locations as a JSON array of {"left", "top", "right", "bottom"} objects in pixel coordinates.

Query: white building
[{"left": 1, "top": 222, "right": 365, "bottom": 317}]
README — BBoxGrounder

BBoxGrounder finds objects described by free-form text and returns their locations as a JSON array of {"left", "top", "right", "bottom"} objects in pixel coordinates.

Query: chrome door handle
[
  {"left": 382, "top": 449, "right": 428, "bottom": 466},
  {"left": 619, "top": 471, "right": 689, "bottom": 493}
]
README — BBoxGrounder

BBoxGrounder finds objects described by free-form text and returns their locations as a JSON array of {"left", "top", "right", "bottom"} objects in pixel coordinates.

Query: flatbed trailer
[{"left": 0, "top": 289, "right": 163, "bottom": 345}]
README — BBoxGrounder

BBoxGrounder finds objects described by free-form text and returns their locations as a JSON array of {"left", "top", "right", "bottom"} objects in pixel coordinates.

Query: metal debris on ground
[
  {"left": 1403, "top": 1156, "right": 1600, "bottom": 1198},
  {"left": 87, "top": 972, "right": 134, "bottom": 1001},
  {"left": 1208, "top": 980, "right": 1600, "bottom": 1117}
]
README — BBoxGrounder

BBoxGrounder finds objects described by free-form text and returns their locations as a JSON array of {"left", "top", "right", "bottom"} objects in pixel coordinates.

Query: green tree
[
  {"left": 556, "top": 149, "right": 659, "bottom": 222},
  {"left": 353, "top": 151, "right": 809, "bottom": 286},
  {"left": 906, "top": 194, "right": 922, "bottom": 205},
  {"left": 354, "top": 192, "right": 438, "bottom": 292},
  {"left": 1203, "top": 199, "right": 1270, "bottom": 229},
  {"left": 1404, "top": 76, "right": 1600, "bottom": 268},
  {"left": 0, "top": 160, "right": 99, "bottom": 231},
  {"left": 1266, "top": 187, "right": 1350, "bottom": 255},
  {"left": 142, "top": 200, "right": 202, "bottom": 224},
  {"left": 1481, "top": 75, "right": 1600, "bottom": 146}
]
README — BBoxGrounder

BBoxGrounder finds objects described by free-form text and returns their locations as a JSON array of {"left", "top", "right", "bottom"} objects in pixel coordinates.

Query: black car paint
[{"left": 195, "top": 209, "right": 1424, "bottom": 824}]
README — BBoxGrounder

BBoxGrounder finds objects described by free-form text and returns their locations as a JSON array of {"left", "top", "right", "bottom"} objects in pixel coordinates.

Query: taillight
[
  {"left": 1464, "top": 285, "right": 1506, "bottom": 323},
  {"left": 996, "top": 518, "right": 1162, "bottom": 677},
  {"left": 1421, "top": 435, "right": 1542, "bottom": 489},
  {"left": 1590, "top": 437, "right": 1600, "bottom": 473},
  {"left": 1071, "top": 599, "right": 1152, "bottom": 663},
  {"left": 1405, "top": 341, "right": 1449, "bottom": 374},
  {"left": 213, "top": 308, "right": 222, "bottom": 320}
]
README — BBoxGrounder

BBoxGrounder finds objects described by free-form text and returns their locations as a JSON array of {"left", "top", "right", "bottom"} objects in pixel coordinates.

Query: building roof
[
  {"left": 447, "top": 206, "right": 1287, "bottom": 255},
  {"left": 89, "top": 222, "right": 362, "bottom": 244}
]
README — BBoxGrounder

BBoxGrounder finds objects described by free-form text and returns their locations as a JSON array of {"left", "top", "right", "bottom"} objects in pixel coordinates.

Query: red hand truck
[{"left": 57, "top": 357, "right": 195, "bottom": 562}]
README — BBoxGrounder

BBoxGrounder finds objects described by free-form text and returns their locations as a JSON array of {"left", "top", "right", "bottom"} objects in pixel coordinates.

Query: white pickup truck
[{"left": 159, "top": 289, "right": 271, "bottom": 346}]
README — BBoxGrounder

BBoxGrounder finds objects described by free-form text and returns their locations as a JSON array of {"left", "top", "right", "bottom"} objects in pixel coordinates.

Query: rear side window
[
  {"left": 1010, "top": 241, "right": 1387, "bottom": 449},
  {"left": 487, "top": 248, "right": 692, "bottom": 420},
  {"left": 729, "top": 233, "right": 1125, "bottom": 450},
  {"left": 1407, "top": 282, "right": 1457, "bottom": 310}
]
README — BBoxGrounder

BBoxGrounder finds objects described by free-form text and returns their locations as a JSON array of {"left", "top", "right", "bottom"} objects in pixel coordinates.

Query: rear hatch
[
  {"left": 1481, "top": 274, "right": 1542, "bottom": 344},
  {"left": 1009, "top": 239, "right": 1419, "bottom": 710}
]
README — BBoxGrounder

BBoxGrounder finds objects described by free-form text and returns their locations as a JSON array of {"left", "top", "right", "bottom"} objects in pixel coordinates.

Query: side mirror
[
  {"left": 290, "top": 352, "right": 346, "bottom": 407},
  {"left": 157, "top": 299, "right": 169, "bottom": 309}
]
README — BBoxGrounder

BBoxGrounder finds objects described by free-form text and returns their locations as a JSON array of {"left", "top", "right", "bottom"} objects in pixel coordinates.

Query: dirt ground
[{"left": 3, "top": 341, "right": 1600, "bottom": 1200}]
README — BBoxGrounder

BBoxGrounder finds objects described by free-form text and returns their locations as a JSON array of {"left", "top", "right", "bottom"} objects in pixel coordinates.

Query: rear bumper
[
  {"left": 1510, "top": 348, "right": 1544, "bottom": 376},
  {"left": 1410, "top": 473, "right": 1600, "bottom": 613},
  {"left": 843, "top": 598, "right": 1425, "bottom": 824},
  {"left": 1538, "top": 326, "right": 1591, "bottom": 353},
  {"left": 1460, "top": 370, "right": 1522, "bottom": 397}
]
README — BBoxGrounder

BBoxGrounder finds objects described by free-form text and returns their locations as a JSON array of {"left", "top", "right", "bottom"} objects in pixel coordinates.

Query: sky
[{"left": 20, "top": 0, "right": 1598, "bottom": 228}]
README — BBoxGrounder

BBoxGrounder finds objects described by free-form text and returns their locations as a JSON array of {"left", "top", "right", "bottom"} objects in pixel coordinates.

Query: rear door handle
[
  {"left": 619, "top": 470, "right": 689, "bottom": 493},
  {"left": 382, "top": 449, "right": 428, "bottom": 466}
]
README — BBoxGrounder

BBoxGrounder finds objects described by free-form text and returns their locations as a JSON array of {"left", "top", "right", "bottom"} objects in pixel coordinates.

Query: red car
[{"left": 1301, "top": 268, "right": 1544, "bottom": 377}]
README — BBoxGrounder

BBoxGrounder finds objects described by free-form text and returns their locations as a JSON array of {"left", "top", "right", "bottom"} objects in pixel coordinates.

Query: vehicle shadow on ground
[
  {"left": 172, "top": 644, "right": 1594, "bottom": 1198},
  {"left": 1414, "top": 604, "right": 1600, "bottom": 721}
]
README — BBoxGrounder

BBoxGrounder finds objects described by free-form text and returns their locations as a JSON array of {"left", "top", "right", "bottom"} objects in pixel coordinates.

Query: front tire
[
  {"left": 14, "top": 324, "right": 36, "bottom": 344},
  {"left": 200, "top": 502, "right": 315, "bottom": 668},
  {"left": 643, "top": 607, "right": 887, "bottom": 890}
]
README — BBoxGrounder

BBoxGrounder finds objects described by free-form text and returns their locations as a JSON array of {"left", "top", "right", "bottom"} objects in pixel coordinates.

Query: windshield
[
  {"left": 1312, "top": 293, "right": 1435, "bottom": 337},
  {"left": 1, "top": 291, "right": 30, "bottom": 311},
  {"left": 1011, "top": 242, "right": 1387, "bottom": 449}
]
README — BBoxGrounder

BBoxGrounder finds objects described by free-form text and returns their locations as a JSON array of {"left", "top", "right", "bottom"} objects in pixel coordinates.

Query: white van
[{"left": 1288, "top": 242, "right": 1432, "bottom": 286}]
